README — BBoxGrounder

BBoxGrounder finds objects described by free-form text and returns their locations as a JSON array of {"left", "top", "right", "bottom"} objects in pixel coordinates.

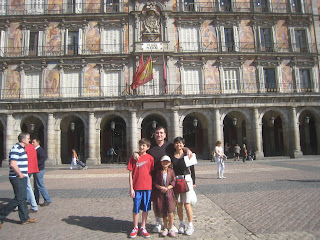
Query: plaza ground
[{"left": 0, "top": 156, "right": 319, "bottom": 239}]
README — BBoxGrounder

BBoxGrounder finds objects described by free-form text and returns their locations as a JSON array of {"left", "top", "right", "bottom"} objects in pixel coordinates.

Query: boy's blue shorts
[{"left": 133, "top": 190, "right": 151, "bottom": 214}]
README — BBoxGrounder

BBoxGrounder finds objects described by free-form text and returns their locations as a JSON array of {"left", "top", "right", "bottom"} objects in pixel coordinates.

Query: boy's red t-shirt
[{"left": 127, "top": 153, "right": 154, "bottom": 191}]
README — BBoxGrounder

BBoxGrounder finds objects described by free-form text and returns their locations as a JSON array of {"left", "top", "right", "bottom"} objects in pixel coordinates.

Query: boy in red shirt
[{"left": 127, "top": 138, "right": 154, "bottom": 238}]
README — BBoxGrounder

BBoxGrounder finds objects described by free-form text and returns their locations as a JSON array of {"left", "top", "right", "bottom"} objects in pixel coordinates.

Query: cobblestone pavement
[{"left": 0, "top": 157, "right": 319, "bottom": 240}]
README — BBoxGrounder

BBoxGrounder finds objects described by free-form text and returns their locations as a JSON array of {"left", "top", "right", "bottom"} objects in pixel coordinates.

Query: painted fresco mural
[
  {"left": 273, "top": 0, "right": 287, "bottom": 13},
  {"left": 5, "top": 65, "right": 20, "bottom": 98},
  {"left": 281, "top": 60, "right": 293, "bottom": 92},
  {"left": 239, "top": 20, "right": 255, "bottom": 52},
  {"left": 198, "top": 0, "right": 215, "bottom": 12},
  {"left": 46, "top": 23, "right": 61, "bottom": 54},
  {"left": 242, "top": 60, "right": 257, "bottom": 93},
  {"left": 8, "top": 23, "right": 22, "bottom": 56},
  {"left": 276, "top": 20, "right": 289, "bottom": 51},
  {"left": 44, "top": 65, "right": 60, "bottom": 97},
  {"left": 85, "top": 21, "right": 100, "bottom": 54},
  {"left": 202, "top": 21, "right": 218, "bottom": 52},
  {"left": 47, "top": 0, "right": 63, "bottom": 13},
  {"left": 204, "top": 60, "right": 220, "bottom": 93},
  {"left": 9, "top": 0, "right": 25, "bottom": 14},
  {"left": 84, "top": 64, "right": 100, "bottom": 95},
  {"left": 86, "top": 0, "right": 101, "bottom": 13}
]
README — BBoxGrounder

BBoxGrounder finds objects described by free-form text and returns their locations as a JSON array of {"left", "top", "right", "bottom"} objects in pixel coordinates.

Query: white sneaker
[
  {"left": 152, "top": 223, "right": 161, "bottom": 233},
  {"left": 172, "top": 224, "right": 179, "bottom": 233},
  {"left": 185, "top": 225, "right": 194, "bottom": 236},
  {"left": 178, "top": 223, "right": 185, "bottom": 234}
]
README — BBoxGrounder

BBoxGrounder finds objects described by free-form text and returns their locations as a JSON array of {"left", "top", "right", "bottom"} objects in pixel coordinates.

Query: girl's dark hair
[{"left": 173, "top": 136, "right": 185, "bottom": 144}]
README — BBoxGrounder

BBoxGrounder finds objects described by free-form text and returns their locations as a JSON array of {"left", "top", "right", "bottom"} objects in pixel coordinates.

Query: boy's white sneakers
[
  {"left": 178, "top": 222, "right": 185, "bottom": 234},
  {"left": 152, "top": 223, "right": 161, "bottom": 233}
]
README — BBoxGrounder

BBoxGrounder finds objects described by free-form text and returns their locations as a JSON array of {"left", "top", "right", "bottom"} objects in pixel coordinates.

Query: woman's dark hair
[{"left": 173, "top": 136, "right": 185, "bottom": 144}]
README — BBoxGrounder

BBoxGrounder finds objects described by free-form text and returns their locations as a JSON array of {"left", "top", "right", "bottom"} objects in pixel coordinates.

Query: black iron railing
[
  {"left": 178, "top": 1, "right": 312, "bottom": 14},
  {"left": 0, "top": 2, "right": 123, "bottom": 15},
  {"left": 0, "top": 83, "right": 315, "bottom": 101}
]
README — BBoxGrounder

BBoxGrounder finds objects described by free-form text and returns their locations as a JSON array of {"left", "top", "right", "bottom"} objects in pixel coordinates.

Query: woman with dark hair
[{"left": 170, "top": 137, "right": 195, "bottom": 236}]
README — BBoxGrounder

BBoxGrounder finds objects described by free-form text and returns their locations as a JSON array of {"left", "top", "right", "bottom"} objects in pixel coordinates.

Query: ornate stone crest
[{"left": 143, "top": 3, "right": 161, "bottom": 41}]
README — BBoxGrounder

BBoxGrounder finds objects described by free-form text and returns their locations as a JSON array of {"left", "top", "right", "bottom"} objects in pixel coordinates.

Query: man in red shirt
[{"left": 25, "top": 143, "right": 39, "bottom": 213}]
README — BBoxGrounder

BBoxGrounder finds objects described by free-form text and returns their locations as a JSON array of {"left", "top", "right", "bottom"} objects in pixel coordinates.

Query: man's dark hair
[
  {"left": 18, "top": 132, "right": 30, "bottom": 142},
  {"left": 155, "top": 126, "right": 167, "bottom": 134},
  {"left": 33, "top": 138, "right": 41, "bottom": 144}
]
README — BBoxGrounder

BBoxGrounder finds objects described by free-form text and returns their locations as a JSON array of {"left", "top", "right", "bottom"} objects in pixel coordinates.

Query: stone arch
[
  {"left": 97, "top": 111, "right": 130, "bottom": 129},
  {"left": 55, "top": 112, "right": 88, "bottom": 131},
  {"left": 138, "top": 110, "right": 172, "bottom": 129}
]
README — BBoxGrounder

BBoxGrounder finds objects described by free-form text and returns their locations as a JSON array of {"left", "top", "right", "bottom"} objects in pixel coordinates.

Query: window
[
  {"left": 62, "top": 71, "right": 79, "bottom": 97},
  {"left": 66, "top": 0, "right": 81, "bottom": 13},
  {"left": 220, "top": 0, "right": 232, "bottom": 12},
  {"left": 184, "top": 0, "right": 195, "bottom": 12},
  {"left": 299, "top": 69, "right": 311, "bottom": 92},
  {"left": 102, "top": 71, "right": 120, "bottom": 97},
  {"left": 140, "top": 65, "right": 164, "bottom": 96},
  {"left": 0, "top": 0, "right": 6, "bottom": 15},
  {"left": 106, "top": 0, "right": 119, "bottom": 12},
  {"left": 224, "top": 28, "right": 234, "bottom": 52},
  {"left": 223, "top": 69, "right": 239, "bottom": 93},
  {"left": 254, "top": 0, "right": 268, "bottom": 12},
  {"left": 180, "top": 27, "right": 199, "bottom": 52},
  {"left": 102, "top": 28, "right": 121, "bottom": 53},
  {"left": 264, "top": 68, "right": 276, "bottom": 91},
  {"left": 29, "top": 32, "right": 38, "bottom": 56},
  {"left": 295, "top": 30, "right": 307, "bottom": 52},
  {"left": 260, "top": 28, "right": 272, "bottom": 52},
  {"left": 291, "top": 0, "right": 302, "bottom": 13},
  {"left": 28, "top": 0, "right": 44, "bottom": 14},
  {"left": 67, "top": 31, "right": 79, "bottom": 55},
  {"left": 183, "top": 68, "right": 200, "bottom": 95},
  {"left": 22, "top": 73, "right": 40, "bottom": 99}
]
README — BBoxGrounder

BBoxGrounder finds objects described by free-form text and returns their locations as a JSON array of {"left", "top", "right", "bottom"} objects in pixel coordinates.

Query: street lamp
[
  {"left": 269, "top": 117, "right": 275, "bottom": 127},
  {"left": 152, "top": 120, "right": 157, "bottom": 129},
  {"left": 193, "top": 118, "right": 198, "bottom": 128},
  {"left": 30, "top": 123, "right": 35, "bottom": 133},
  {"left": 70, "top": 122, "right": 75, "bottom": 132},
  {"left": 305, "top": 116, "right": 310, "bottom": 124},
  {"left": 232, "top": 117, "right": 237, "bottom": 127}
]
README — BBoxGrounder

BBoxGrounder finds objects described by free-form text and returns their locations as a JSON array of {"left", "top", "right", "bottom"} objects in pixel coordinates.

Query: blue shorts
[{"left": 132, "top": 190, "right": 151, "bottom": 214}]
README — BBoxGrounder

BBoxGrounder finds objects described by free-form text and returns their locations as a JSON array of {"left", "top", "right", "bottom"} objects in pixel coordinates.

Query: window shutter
[
  {"left": 183, "top": 68, "right": 200, "bottom": 95},
  {"left": 300, "top": 0, "right": 305, "bottom": 13},
  {"left": 275, "top": 66, "right": 283, "bottom": 92},
  {"left": 306, "top": 28, "right": 312, "bottom": 52},
  {"left": 78, "top": 29, "right": 83, "bottom": 54},
  {"left": 0, "top": 0, "right": 6, "bottom": 15},
  {"left": 293, "top": 66, "right": 300, "bottom": 92},
  {"left": 233, "top": 26, "right": 239, "bottom": 52},
  {"left": 75, "top": 0, "right": 82, "bottom": 13},
  {"left": 271, "top": 25, "right": 277, "bottom": 51},
  {"left": 23, "top": 73, "right": 40, "bottom": 98},
  {"left": 64, "top": 28, "right": 68, "bottom": 54},
  {"left": 62, "top": 71, "right": 79, "bottom": 97},
  {"left": 38, "top": 31, "right": 43, "bottom": 56},
  {"left": 103, "top": 28, "right": 121, "bottom": 53},
  {"left": 289, "top": 28, "right": 296, "bottom": 52},
  {"left": 102, "top": 71, "right": 120, "bottom": 97},
  {"left": 219, "top": 66, "right": 225, "bottom": 93},
  {"left": 311, "top": 67, "right": 319, "bottom": 92},
  {"left": 258, "top": 66, "right": 265, "bottom": 93},
  {"left": 220, "top": 26, "right": 226, "bottom": 51},
  {"left": 0, "top": 30, "right": 5, "bottom": 56},
  {"left": 24, "top": 30, "right": 30, "bottom": 56}
]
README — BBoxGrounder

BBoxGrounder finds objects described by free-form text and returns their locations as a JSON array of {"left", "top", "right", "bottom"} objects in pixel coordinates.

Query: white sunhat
[{"left": 160, "top": 155, "right": 171, "bottom": 162}]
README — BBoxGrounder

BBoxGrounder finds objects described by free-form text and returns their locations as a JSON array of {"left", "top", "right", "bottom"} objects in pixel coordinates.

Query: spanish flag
[{"left": 131, "top": 56, "right": 153, "bottom": 90}]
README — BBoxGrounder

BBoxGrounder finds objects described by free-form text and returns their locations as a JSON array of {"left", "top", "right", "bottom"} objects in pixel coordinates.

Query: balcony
[
  {"left": 177, "top": 1, "right": 312, "bottom": 14},
  {"left": 0, "top": 43, "right": 127, "bottom": 58},
  {"left": 0, "top": 83, "right": 316, "bottom": 101},
  {"left": 0, "top": 2, "right": 124, "bottom": 16}
]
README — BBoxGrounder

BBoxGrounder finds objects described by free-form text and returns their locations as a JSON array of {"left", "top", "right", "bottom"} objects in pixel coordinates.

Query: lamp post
[
  {"left": 305, "top": 116, "right": 310, "bottom": 124},
  {"left": 193, "top": 118, "right": 198, "bottom": 128},
  {"left": 30, "top": 123, "right": 35, "bottom": 133},
  {"left": 152, "top": 120, "right": 157, "bottom": 129},
  {"left": 70, "top": 122, "right": 75, "bottom": 132}
]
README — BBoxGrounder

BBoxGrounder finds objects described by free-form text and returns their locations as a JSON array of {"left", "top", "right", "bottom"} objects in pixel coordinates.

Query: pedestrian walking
[
  {"left": 241, "top": 144, "right": 248, "bottom": 163},
  {"left": 0, "top": 132, "right": 37, "bottom": 229},
  {"left": 215, "top": 141, "right": 226, "bottom": 179},
  {"left": 127, "top": 138, "right": 154, "bottom": 238},
  {"left": 153, "top": 155, "right": 176, "bottom": 237},
  {"left": 234, "top": 144, "right": 240, "bottom": 161},
  {"left": 32, "top": 138, "right": 52, "bottom": 206}
]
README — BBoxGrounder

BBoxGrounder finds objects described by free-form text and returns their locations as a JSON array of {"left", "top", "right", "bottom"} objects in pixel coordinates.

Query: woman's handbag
[{"left": 174, "top": 176, "right": 189, "bottom": 194}]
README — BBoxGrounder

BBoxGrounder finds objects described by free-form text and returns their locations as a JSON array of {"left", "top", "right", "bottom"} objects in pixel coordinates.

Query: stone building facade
[{"left": 0, "top": 0, "right": 319, "bottom": 166}]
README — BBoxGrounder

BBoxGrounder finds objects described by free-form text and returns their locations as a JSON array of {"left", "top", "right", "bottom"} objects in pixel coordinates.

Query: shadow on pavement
[
  {"left": 277, "top": 179, "right": 320, "bottom": 183},
  {"left": 62, "top": 215, "right": 133, "bottom": 234}
]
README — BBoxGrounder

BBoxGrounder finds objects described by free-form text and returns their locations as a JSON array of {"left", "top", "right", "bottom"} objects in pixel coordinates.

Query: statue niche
[{"left": 142, "top": 4, "right": 161, "bottom": 42}]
